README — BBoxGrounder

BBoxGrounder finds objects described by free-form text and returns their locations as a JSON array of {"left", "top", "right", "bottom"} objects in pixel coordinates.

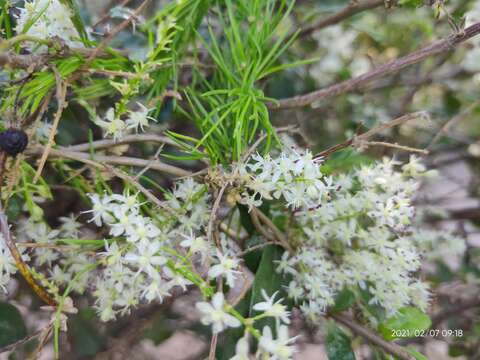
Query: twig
[
  {"left": 86, "top": 0, "right": 151, "bottom": 63},
  {"left": 219, "top": 222, "right": 248, "bottom": 242},
  {"left": 207, "top": 184, "right": 228, "bottom": 247},
  {"left": 236, "top": 241, "right": 276, "bottom": 257},
  {"left": 25, "top": 146, "right": 192, "bottom": 177},
  {"left": 65, "top": 134, "right": 178, "bottom": 152},
  {"left": 251, "top": 208, "right": 293, "bottom": 252},
  {"left": 0, "top": 47, "right": 117, "bottom": 70},
  {"left": 27, "top": 145, "right": 175, "bottom": 213},
  {"left": 0, "top": 324, "right": 52, "bottom": 354},
  {"left": 272, "top": 21, "right": 480, "bottom": 109},
  {"left": 92, "top": 0, "right": 134, "bottom": 29},
  {"left": 33, "top": 66, "right": 68, "bottom": 183},
  {"left": 208, "top": 334, "right": 218, "bottom": 360},
  {"left": 426, "top": 101, "right": 480, "bottom": 150},
  {"left": 314, "top": 112, "right": 429, "bottom": 158},
  {"left": 358, "top": 141, "right": 429, "bottom": 154},
  {"left": 250, "top": 208, "right": 277, "bottom": 244},
  {"left": 298, "top": 0, "right": 385, "bottom": 38},
  {"left": 0, "top": 205, "right": 57, "bottom": 306},
  {"left": 330, "top": 313, "right": 415, "bottom": 360},
  {"left": 133, "top": 144, "right": 164, "bottom": 180},
  {"left": 107, "top": 165, "right": 176, "bottom": 214}
]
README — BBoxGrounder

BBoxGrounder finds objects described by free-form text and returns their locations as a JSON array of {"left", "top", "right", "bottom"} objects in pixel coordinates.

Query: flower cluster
[
  {"left": 14, "top": 0, "right": 84, "bottom": 50},
  {"left": 95, "top": 103, "right": 156, "bottom": 141},
  {"left": 236, "top": 147, "right": 335, "bottom": 210},
  {"left": 16, "top": 215, "right": 94, "bottom": 294},
  {"left": 237, "top": 148, "right": 438, "bottom": 319},
  {"left": 196, "top": 290, "right": 296, "bottom": 360},
  {"left": 86, "top": 191, "right": 184, "bottom": 321},
  {"left": 82, "top": 177, "right": 228, "bottom": 321}
]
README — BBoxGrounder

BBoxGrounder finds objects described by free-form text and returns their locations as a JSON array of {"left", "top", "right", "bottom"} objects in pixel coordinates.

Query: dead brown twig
[
  {"left": 250, "top": 207, "right": 293, "bottom": 252},
  {"left": 298, "top": 0, "right": 385, "bottom": 38},
  {"left": 315, "top": 111, "right": 430, "bottom": 158},
  {"left": 86, "top": 0, "right": 151, "bottom": 64},
  {"left": 0, "top": 205, "right": 57, "bottom": 306},
  {"left": 65, "top": 134, "right": 179, "bottom": 152},
  {"left": 272, "top": 21, "right": 480, "bottom": 109},
  {"left": 426, "top": 100, "right": 480, "bottom": 150},
  {"left": 25, "top": 145, "right": 192, "bottom": 177},
  {"left": 0, "top": 324, "right": 53, "bottom": 355}
]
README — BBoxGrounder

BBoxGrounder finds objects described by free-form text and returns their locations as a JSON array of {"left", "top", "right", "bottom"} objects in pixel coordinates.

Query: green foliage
[
  {"left": 330, "top": 288, "right": 356, "bottom": 313},
  {"left": 145, "top": 0, "right": 211, "bottom": 104},
  {"left": 406, "top": 347, "right": 429, "bottom": 360},
  {"left": 0, "top": 302, "right": 27, "bottom": 347},
  {"left": 173, "top": 0, "right": 314, "bottom": 164},
  {"left": 398, "top": 0, "right": 425, "bottom": 8},
  {"left": 325, "top": 323, "right": 356, "bottom": 360},
  {"left": 379, "top": 307, "right": 432, "bottom": 340}
]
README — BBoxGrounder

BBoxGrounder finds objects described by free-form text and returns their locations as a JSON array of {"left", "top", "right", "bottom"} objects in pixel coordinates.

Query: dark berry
[{"left": 0, "top": 129, "right": 29, "bottom": 156}]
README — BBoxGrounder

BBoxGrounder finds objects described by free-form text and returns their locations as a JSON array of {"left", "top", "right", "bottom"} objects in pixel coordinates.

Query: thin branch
[
  {"left": 26, "top": 146, "right": 179, "bottom": 214},
  {"left": 0, "top": 205, "right": 57, "bottom": 306},
  {"left": 207, "top": 184, "right": 228, "bottom": 247},
  {"left": 65, "top": 133, "right": 179, "bottom": 152},
  {"left": 33, "top": 66, "right": 68, "bottom": 183},
  {"left": 272, "top": 22, "right": 480, "bottom": 109},
  {"left": 105, "top": 165, "right": 176, "bottom": 215},
  {"left": 91, "top": 0, "right": 134, "bottom": 28},
  {"left": 0, "top": 324, "right": 52, "bottom": 354},
  {"left": 298, "top": 0, "right": 385, "bottom": 38},
  {"left": 426, "top": 100, "right": 480, "bottom": 150},
  {"left": 219, "top": 222, "right": 248, "bottom": 242},
  {"left": 86, "top": 0, "right": 151, "bottom": 63},
  {"left": 208, "top": 334, "right": 218, "bottom": 360},
  {"left": 330, "top": 313, "right": 415, "bottom": 360},
  {"left": 26, "top": 146, "right": 192, "bottom": 177},
  {"left": 358, "top": 141, "right": 429, "bottom": 154},
  {"left": 0, "top": 47, "right": 118, "bottom": 70},
  {"left": 315, "top": 111, "right": 429, "bottom": 158},
  {"left": 250, "top": 208, "right": 277, "bottom": 244},
  {"left": 251, "top": 207, "right": 293, "bottom": 252}
]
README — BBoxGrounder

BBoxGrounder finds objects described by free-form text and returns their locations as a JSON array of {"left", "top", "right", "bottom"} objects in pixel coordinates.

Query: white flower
[
  {"left": 59, "top": 214, "right": 82, "bottom": 237},
  {"left": 124, "top": 216, "right": 161, "bottom": 243},
  {"left": 15, "top": 0, "right": 84, "bottom": 51},
  {"left": 163, "top": 267, "right": 192, "bottom": 291},
  {"left": 124, "top": 240, "right": 167, "bottom": 277},
  {"left": 126, "top": 102, "right": 156, "bottom": 132},
  {"left": 208, "top": 250, "right": 241, "bottom": 288},
  {"left": 109, "top": 205, "right": 138, "bottom": 237},
  {"left": 99, "top": 241, "right": 124, "bottom": 265},
  {"left": 141, "top": 275, "right": 172, "bottom": 302},
  {"left": 258, "top": 325, "right": 297, "bottom": 360},
  {"left": 84, "top": 194, "right": 114, "bottom": 226},
  {"left": 230, "top": 335, "right": 250, "bottom": 360},
  {"left": 180, "top": 233, "right": 210, "bottom": 262},
  {"left": 196, "top": 292, "right": 241, "bottom": 333},
  {"left": 95, "top": 108, "right": 127, "bottom": 141},
  {"left": 402, "top": 155, "right": 426, "bottom": 177},
  {"left": 253, "top": 290, "right": 290, "bottom": 324}
]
